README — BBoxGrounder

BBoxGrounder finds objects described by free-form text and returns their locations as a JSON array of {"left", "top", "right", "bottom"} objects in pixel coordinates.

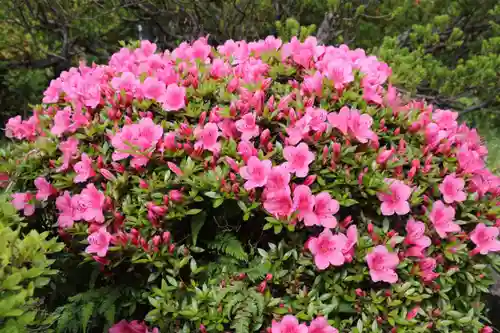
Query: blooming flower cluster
[{"left": 4, "top": 35, "right": 500, "bottom": 332}]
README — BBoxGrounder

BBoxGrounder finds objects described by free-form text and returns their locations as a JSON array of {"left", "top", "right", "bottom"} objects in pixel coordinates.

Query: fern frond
[
  {"left": 208, "top": 233, "right": 248, "bottom": 261},
  {"left": 81, "top": 301, "right": 95, "bottom": 332}
]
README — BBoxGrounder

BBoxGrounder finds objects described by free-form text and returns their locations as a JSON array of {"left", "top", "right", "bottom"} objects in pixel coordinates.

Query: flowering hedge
[{"left": 3, "top": 36, "right": 500, "bottom": 332}]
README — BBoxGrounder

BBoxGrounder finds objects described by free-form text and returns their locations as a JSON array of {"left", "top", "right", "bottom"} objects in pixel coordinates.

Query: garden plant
[{"left": 1, "top": 35, "right": 500, "bottom": 332}]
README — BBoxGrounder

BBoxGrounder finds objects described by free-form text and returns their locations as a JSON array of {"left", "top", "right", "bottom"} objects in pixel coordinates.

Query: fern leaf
[
  {"left": 231, "top": 310, "right": 251, "bottom": 333},
  {"left": 81, "top": 301, "right": 94, "bottom": 332},
  {"left": 208, "top": 233, "right": 248, "bottom": 261}
]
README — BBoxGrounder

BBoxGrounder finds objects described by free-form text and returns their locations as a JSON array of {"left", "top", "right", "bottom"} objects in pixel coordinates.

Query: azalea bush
[{"left": 2, "top": 36, "right": 500, "bottom": 333}]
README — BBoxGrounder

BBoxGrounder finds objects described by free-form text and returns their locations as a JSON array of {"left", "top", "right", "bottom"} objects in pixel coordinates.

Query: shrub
[
  {"left": 0, "top": 195, "right": 63, "bottom": 332},
  {"left": 3, "top": 36, "right": 500, "bottom": 333}
]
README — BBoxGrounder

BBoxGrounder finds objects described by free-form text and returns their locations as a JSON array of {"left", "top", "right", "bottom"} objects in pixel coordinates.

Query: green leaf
[
  {"left": 191, "top": 211, "right": 207, "bottom": 246},
  {"left": 186, "top": 208, "right": 202, "bottom": 215},
  {"left": 81, "top": 302, "right": 95, "bottom": 332}
]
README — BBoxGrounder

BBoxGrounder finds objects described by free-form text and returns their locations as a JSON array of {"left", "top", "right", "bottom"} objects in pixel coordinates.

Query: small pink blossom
[
  {"left": 304, "top": 192, "right": 340, "bottom": 228},
  {"left": 162, "top": 84, "right": 186, "bottom": 111},
  {"left": 58, "top": 137, "right": 79, "bottom": 171},
  {"left": 470, "top": 223, "right": 500, "bottom": 255},
  {"left": 51, "top": 108, "right": 72, "bottom": 136},
  {"left": 439, "top": 174, "right": 466, "bottom": 204},
  {"left": 366, "top": 245, "right": 399, "bottom": 283},
  {"left": 325, "top": 59, "right": 354, "bottom": 90},
  {"left": 271, "top": 315, "right": 308, "bottom": 333},
  {"left": 265, "top": 165, "right": 291, "bottom": 193},
  {"left": 56, "top": 191, "right": 75, "bottom": 228},
  {"left": 235, "top": 113, "right": 260, "bottom": 140},
  {"left": 11, "top": 193, "right": 35, "bottom": 216},
  {"left": 74, "top": 153, "right": 96, "bottom": 183},
  {"left": 237, "top": 141, "right": 257, "bottom": 161},
  {"left": 264, "top": 189, "right": 293, "bottom": 218},
  {"left": 328, "top": 106, "right": 375, "bottom": 143},
  {"left": 347, "top": 109, "right": 375, "bottom": 143},
  {"left": 377, "top": 179, "right": 412, "bottom": 216},
  {"left": 239, "top": 156, "right": 272, "bottom": 190},
  {"left": 194, "top": 122, "right": 220, "bottom": 154},
  {"left": 141, "top": 77, "right": 166, "bottom": 101},
  {"left": 308, "top": 317, "right": 339, "bottom": 333},
  {"left": 342, "top": 225, "right": 358, "bottom": 260},
  {"left": 292, "top": 185, "right": 315, "bottom": 221},
  {"left": 34, "top": 177, "right": 56, "bottom": 201},
  {"left": 167, "top": 162, "right": 183, "bottom": 176},
  {"left": 419, "top": 257, "right": 439, "bottom": 282},
  {"left": 85, "top": 228, "right": 112, "bottom": 257},
  {"left": 308, "top": 229, "right": 347, "bottom": 270},
  {"left": 71, "top": 184, "right": 106, "bottom": 223},
  {"left": 405, "top": 218, "right": 431, "bottom": 249},
  {"left": 429, "top": 200, "right": 461, "bottom": 238},
  {"left": 283, "top": 142, "right": 315, "bottom": 177},
  {"left": 305, "top": 107, "right": 328, "bottom": 131}
]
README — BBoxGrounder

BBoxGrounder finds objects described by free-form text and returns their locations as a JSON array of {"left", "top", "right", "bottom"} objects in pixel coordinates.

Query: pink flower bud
[
  {"left": 333, "top": 143, "right": 341, "bottom": 160},
  {"left": 376, "top": 147, "right": 394, "bottom": 165},
  {"left": 481, "top": 327, "right": 493, "bottom": 333},
  {"left": 162, "top": 231, "right": 171, "bottom": 244},
  {"left": 265, "top": 273, "right": 273, "bottom": 281},
  {"left": 139, "top": 179, "right": 149, "bottom": 189},
  {"left": 406, "top": 306, "right": 419, "bottom": 320},
  {"left": 225, "top": 157, "right": 240, "bottom": 172},
  {"left": 169, "top": 190, "right": 183, "bottom": 202},
  {"left": 99, "top": 168, "right": 116, "bottom": 181},
  {"left": 167, "top": 162, "right": 183, "bottom": 176},
  {"left": 152, "top": 235, "right": 161, "bottom": 247},
  {"left": 260, "top": 129, "right": 271, "bottom": 146},
  {"left": 111, "top": 162, "right": 125, "bottom": 173},
  {"left": 303, "top": 175, "right": 316, "bottom": 186}
]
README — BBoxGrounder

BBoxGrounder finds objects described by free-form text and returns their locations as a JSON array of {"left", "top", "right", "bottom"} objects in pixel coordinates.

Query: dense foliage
[
  {"left": 0, "top": 195, "right": 63, "bottom": 332},
  {"left": 2, "top": 34, "right": 500, "bottom": 333}
]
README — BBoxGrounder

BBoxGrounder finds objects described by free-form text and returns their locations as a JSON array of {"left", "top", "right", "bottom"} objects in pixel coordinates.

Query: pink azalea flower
[
  {"left": 347, "top": 109, "right": 375, "bottom": 143},
  {"left": 302, "top": 71, "right": 323, "bottom": 96},
  {"left": 286, "top": 116, "right": 310, "bottom": 145},
  {"left": 470, "top": 223, "right": 500, "bottom": 255},
  {"left": 58, "top": 137, "right": 79, "bottom": 171},
  {"left": 304, "top": 192, "right": 339, "bottom": 228},
  {"left": 111, "top": 118, "right": 163, "bottom": 167},
  {"left": 85, "top": 228, "right": 112, "bottom": 257},
  {"left": 457, "top": 145, "right": 484, "bottom": 174},
  {"left": 305, "top": 107, "right": 328, "bottom": 131},
  {"left": 342, "top": 225, "right": 358, "bottom": 260},
  {"left": 429, "top": 200, "right": 461, "bottom": 238},
  {"left": 11, "top": 193, "right": 35, "bottom": 216},
  {"left": 51, "top": 108, "right": 72, "bottom": 136},
  {"left": 141, "top": 77, "right": 166, "bottom": 101},
  {"left": 71, "top": 184, "right": 106, "bottom": 223},
  {"left": 237, "top": 141, "right": 258, "bottom": 161},
  {"left": 419, "top": 257, "right": 439, "bottom": 282},
  {"left": 328, "top": 106, "right": 375, "bottom": 143},
  {"left": 439, "top": 174, "right": 466, "bottom": 204},
  {"left": 235, "top": 113, "right": 260, "bottom": 140},
  {"left": 325, "top": 59, "right": 354, "bottom": 90},
  {"left": 308, "top": 229, "right": 347, "bottom": 270},
  {"left": 264, "top": 189, "right": 293, "bottom": 218},
  {"left": 194, "top": 122, "right": 221, "bottom": 154},
  {"left": 292, "top": 185, "right": 315, "bottom": 221},
  {"left": 405, "top": 218, "right": 431, "bottom": 249},
  {"left": 34, "top": 177, "right": 56, "bottom": 201},
  {"left": 265, "top": 165, "right": 291, "bottom": 193},
  {"left": 327, "top": 106, "right": 349, "bottom": 135},
  {"left": 283, "top": 143, "right": 315, "bottom": 177},
  {"left": 366, "top": 245, "right": 399, "bottom": 283},
  {"left": 74, "top": 153, "right": 96, "bottom": 183},
  {"left": 271, "top": 315, "right": 308, "bottom": 333},
  {"left": 377, "top": 179, "right": 412, "bottom": 216},
  {"left": 239, "top": 156, "right": 272, "bottom": 190},
  {"left": 308, "top": 317, "right": 339, "bottom": 333},
  {"left": 56, "top": 191, "right": 75, "bottom": 228},
  {"left": 162, "top": 84, "right": 186, "bottom": 111}
]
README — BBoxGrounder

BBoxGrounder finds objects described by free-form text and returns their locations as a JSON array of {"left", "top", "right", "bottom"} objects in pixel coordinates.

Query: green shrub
[{"left": 0, "top": 195, "right": 63, "bottom": 332}]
